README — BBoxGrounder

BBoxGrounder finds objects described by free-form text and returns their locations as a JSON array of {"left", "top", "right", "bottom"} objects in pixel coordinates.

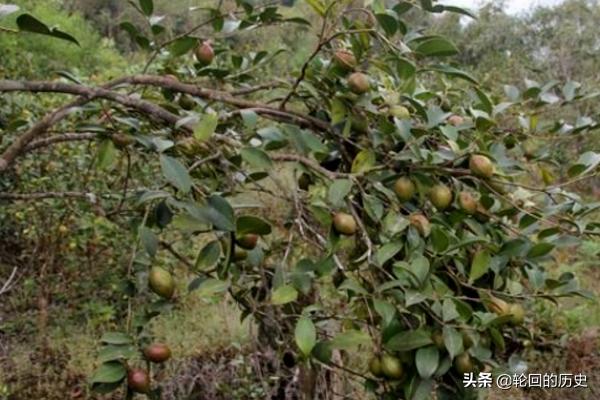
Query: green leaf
[
  {"left": 100, "top": 332, "right": 133, "bottom": 345},
  {"left": 97, "top": 345, "right": 138, "bottom": 363},
  {"left": 425, "top": 64, "right": 478, "bottom": 84},
  {"left": 139, "top": 226, "right": 158, "bottom": 257},
  {"left": 16, "top": 14, "right": 79, "bottom": 45},
  {"left": 240, "top": 147, "right": 273, "bottom": 169},
  {"left": 194, "top": 113, "right": 218, "bottom": 142},
  {"left": 305, "top": 0, "right": 326, "bottom": 16},
  {"left": 415, "top": 346, "right": 439, "bottom": 379},
  {"left": 241, "top": 110, "right": 258, "bottom": 129},
  {"left": 90, "top": 361, "right": 126, "bottom": 384},
  {"left": 351, "top": 149, "right": 376, "bottom": 173},
  {"left": 442, "top": 326, "right": 463, "bottom": 359},
  {"left": 375, "top": 12, "right": 398, "bottom": 37},
  {"left": 375, "top": 241, "right": 403, "bottom": 266},
  {"left": 411, "top": 378, "right": 435, "bottom": 400},
  {"left": 236, "top": 215, "right": 272, "bottom": 235},
  {"left": 442, "top": 298, "right": 459, "bottom": 322},
  {"left": 469, "top": 250, "right": 491, "bottom": 283},
  {"left": 415, "top": 37, "right": 458, "bottom": 57},
  {"left": 97, "top": 139, "right": 116, "bottom": 170},
  {"left": 195, "top": 240, "right": 221, "bottom": 270},
  {"left": 139, "top": 0, "right": 153, "bottom": 16},
  {"left": 195, "top": 278, "right": 229, "bottom": 297},
  {"left": 160, "top": 154, "right": 192, "bottom": 193},
  {"left": 295, "top": 317, "right": 317, "bottom": 357},
  {"left": 170, "top": 36, "right": 197, "bottom": 56},
  {"left": 527, "top": 242, "right": 555, "bottom": 258},
  {"left": 411, "top": 255, "right": 430, "bottom": 285},
  {"left": 271, "top": 285, "right": 298, "bottom": 305},
  {"left": 196, "top": 195, "right": 235, "bottom": 231},
  {"left": 312, "top": 340, "right": 333, "bottom": 363},
  {"left": 328, "top": 179, "right": 353, "bottom": 208},
  {"left": 386, "top": 329, "right": 432, "bottom": 352},
  {"left": 330, "top": 330, "right": 371, "bottom": 350}
]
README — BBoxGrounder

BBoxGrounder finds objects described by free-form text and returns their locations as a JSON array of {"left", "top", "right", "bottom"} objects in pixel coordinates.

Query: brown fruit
[
  {"left": 509, "top": 303, "right": 525, "bottom": 325},
  {"left": 236, "top": 234, "right": 258, "bottom": 250},
  {"left": 333, "top": 49, "right": 357, "bottom": 71},
  {"left": 458, "top": 191, "right": 477, "bottom": 215},
  {"left": 111, "top": 133, "right": 134, "bottom": 149},
  {"left": 393, "top": 177, "right": 416, "bottom": 202},
  {"left": 432, "top": 330, "right": 445, "bottom": 350},
  {"left": 409, "top": 213, "right": 431, "bottom": 237},
  {"left": 148, "top": 267, "right": 175, "bottom": 299},
  {"left": 389, "top": 105, "right": 410, "bottom": 119},
  {"left": 143, "top": 343, "right": 172, "bottom": 363},
  {"left": 454, "top": 352, "right": 474, "bottom": 374},
  {"left": 332, "top": 212, "right": 357, "bottom": 236},
  {"left": 178, "top": 94, "right": 196, "bottom": 110},
  {"left": 195, "top": 41, "right": 214, "bottom": 65},
  {"left": 369, "top": 356, "right": 384, "bottom": 377},
  {"left": 127, "top": 368, "right": 150, "bottom": 393},
  {"left": 469, "top": 154, "right": 494, "bottom": 179},
  {"left": 448, "top": 115, "right": 464, "bottom": 126},
  {"left": 347, "top": 72, "right": 370, "bottom": 94},
  {"left": 381, "top": 354, "right": 404, "bottom": 380},
  {"left": 487, "top": 296, "right": 510, "bottom": 316},
  {"left": 429, "top": 184, "right": 453, "bottom": 210}
]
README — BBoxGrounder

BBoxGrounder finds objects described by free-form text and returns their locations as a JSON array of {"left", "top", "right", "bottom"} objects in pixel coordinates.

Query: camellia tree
[{"left": 1, "top": 0, "right": 600, "bottom": 399}]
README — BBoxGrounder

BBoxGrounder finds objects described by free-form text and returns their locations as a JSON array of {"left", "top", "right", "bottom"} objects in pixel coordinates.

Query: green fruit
[
  {"left": 369, "top": 356, "right": 384, "bottom": 377},
  {"left": 389, "top": 105, "right": 410, "bottom": 119},
  {"left": 432, "top": 330, "right": 445, "bottom": 350},
  {"left": 332, "top": 212, "right": 357, "bottom": 235},
  {"left": 509, "top": 303, "right": 525, "bottom": 325},
  {"left": 143, "top": 343, "right": 172, "bottom": 363},
  {"left": 178, "top": 94, "right": 196, "bottom": 110},
  {"left": 127, "top": 368, "right": 150, "bottom": 393},
  {"left": 381, "top": 354, "right": 404, "bottom": 380},
  {"left": 393, "top": 177, "right": 416, "bottom": 202},
  {"left": 462, "top": 331, "right": 474, "bottom": 349},
  {"left": 236, "top": 234, "right": 258, "bottom": 250},
  {"left": 347, "top": 72, "right": 370, "bottom": 94},
  {"left": 448, "top": 115, "right": 464, "bottom": 126},
  {"left": 469, "top": 154, "right": 494, "bottom": 178},
  {"left": 454, "top": 352, "right": 474, "bottom": 374},
  {"left": 111, "top": 133, "right": 134, "bottom": 149},
  {"left": 148, "top": 267, "right": 175, "bottom": 299},
  {"left": 458, "top": 191, "right": 477, "bottom": 215},
  {"left": 409, "top": 213, "right": 431, "bottom": 237},
  {"left": 195, "top": 41, "right": 214, "bottom": 65},
  {"left": 429, "top": 184, "right": 453, "bottom": 210},
  {"left": 333, "top": 49, "right": 357, "bottom": 71}
]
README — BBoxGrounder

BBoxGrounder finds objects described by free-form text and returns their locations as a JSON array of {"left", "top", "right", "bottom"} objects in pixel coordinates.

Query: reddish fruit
[
  {"left": 448, "top": 115, "right": 464, "bottom": 126},
  {"left": 195, "top": 41, "right": 214, "bottom": 65},
  {"left": 458, "top": 191, "right": 478, "bottom": 215},
  {"left": 347, "top": 72, "right": 370, "bottom": 94},
  {"left": 143, "top": 343, "right": 172, "bottom": 363},
  {"left": 236, "top": 234, "right": 258, "bottom": 250},
  {"left": 127, "top": 368, "right": 150, "bottom": 393},
  {"left": 333, "top": 49, "right": 357, "bottom": 71},
  {"left": 469, "top": 154, "right": 494, "bottom": 178},
  {"left": 409, "top": 213, "right": 431, "bottom": 237}
]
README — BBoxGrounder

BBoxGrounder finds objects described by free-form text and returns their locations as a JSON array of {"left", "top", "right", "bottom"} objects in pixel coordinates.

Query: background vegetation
[{"left": 0, "top": 0, "right": 599, "bottom": 399}]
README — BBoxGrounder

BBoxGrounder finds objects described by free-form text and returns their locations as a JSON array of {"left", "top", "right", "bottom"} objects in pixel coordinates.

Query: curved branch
[
  {"left": 24, "top": 132, "right": 98, "bottom": 152},
  {"left": 0, "top": 76, "right": 333, "bottom": 171}
]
